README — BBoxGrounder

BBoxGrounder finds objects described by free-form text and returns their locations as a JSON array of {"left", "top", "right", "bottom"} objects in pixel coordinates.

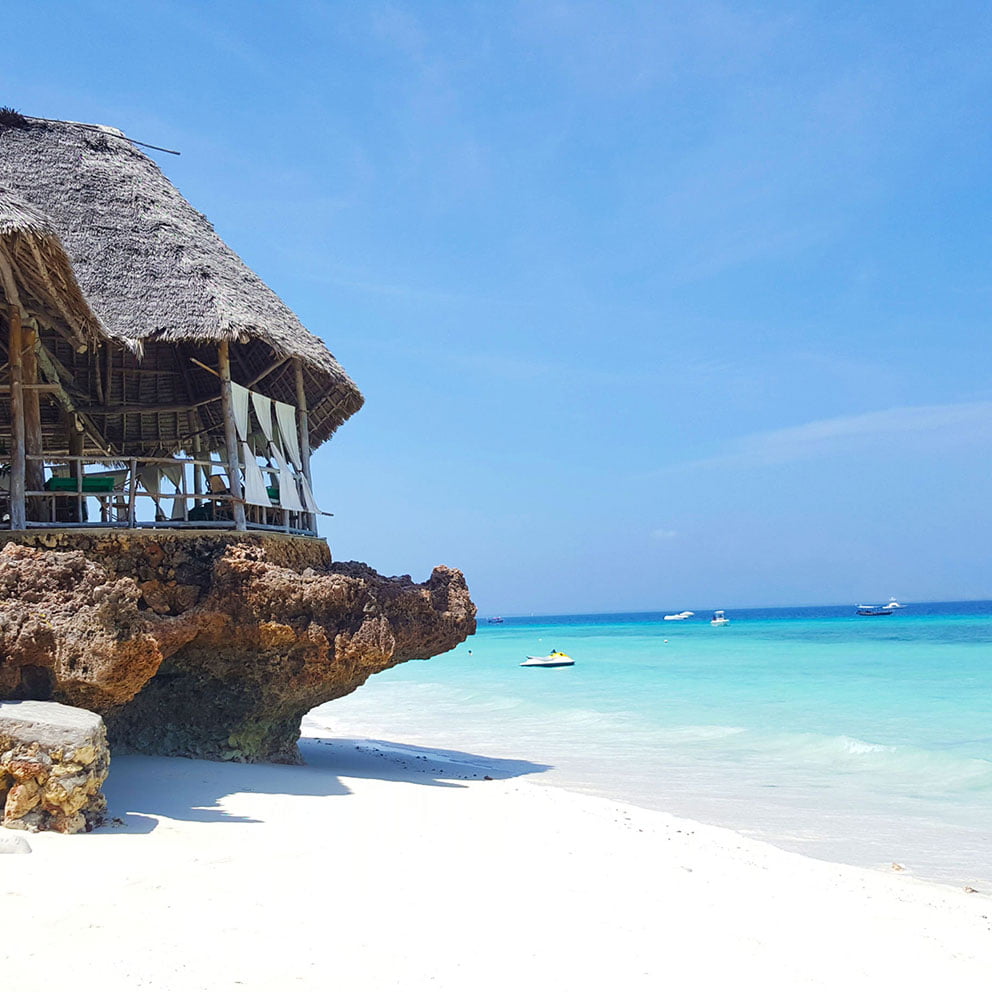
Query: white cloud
[
  {"left": 651, "top": 528, "right": 678, "bottom": 540},
  {"left": 674, "top": 400, "right": 992, "bottom": 471}
]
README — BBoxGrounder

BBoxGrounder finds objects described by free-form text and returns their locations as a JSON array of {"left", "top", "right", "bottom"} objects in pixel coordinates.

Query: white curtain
[
  {"left": 138, "top": 463, "right": 187, "bottom": 520},
  {"left": 231, "top": 382, "right": 251, "bottom": 442},
  {"left": 274, "top": 401, "right": 302, "bottom": 470},
  {"left": 300, "top": 475, "right": 320, "bottom": 515},
  {"left": 161, "top": 461, "right": 186, "bottom": 520},
  {"left": 241, "top": 442, "right": 271, "bottom": 507},
  {"left": 251, "top": 390, "right": 274, "bottom": 443},
  {"left": 138, "top": 465, "right": 160, "bottom": 495},
  {"left": 271, "top": 443, "right": 304, "bottom": 512}
]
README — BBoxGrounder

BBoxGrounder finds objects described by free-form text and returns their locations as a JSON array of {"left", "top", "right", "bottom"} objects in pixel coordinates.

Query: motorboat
[
  {"left": 521, "top": 650, "right": 574, "bottom": 668},
  {"left": 487, "top": 616, "right": 504, "bottom": 624},
  {"left": 663, "top": 611, "right": 694, "bottom": 620},
  {"left": 710, "top": 610, "right": 730, "bottom": 626},
  {"left": 883, "top": 599, "right": 906, "bottom": 610},
  {"left": 856, "top": 605, "right": 893, "bottom": 616}
]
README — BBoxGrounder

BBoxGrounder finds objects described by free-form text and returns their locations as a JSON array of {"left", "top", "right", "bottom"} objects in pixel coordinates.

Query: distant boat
[
  {"left": 487, "top": 616, "right": 504, "bottom": 624},
  {"left": 710, "top": 610, "right": 730, "bottom": 626},
  {"left": 521, "top": 650, "right": 574, "bottom": 668},
  {"left": 664, "top": 611, "right": 694, "bottom": 620},
  {"left": 884, "top": 599, "right": 906, "bottom": 610},
  {"left": 856, "top": 605, "right": 893, "bottom": 616}
]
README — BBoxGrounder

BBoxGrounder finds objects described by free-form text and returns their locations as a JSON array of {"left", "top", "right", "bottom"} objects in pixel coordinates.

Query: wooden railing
[{"left": 2, "top": 455, "right": 318, "bottom": 535}]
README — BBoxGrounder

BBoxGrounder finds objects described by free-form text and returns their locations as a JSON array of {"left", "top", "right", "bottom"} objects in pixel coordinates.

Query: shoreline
[
  {"left": 3, "top": 726, "right": 992, "bottom": 990},
  {"left": 306, "top": 705, "right": 992, "bottom": 892}
]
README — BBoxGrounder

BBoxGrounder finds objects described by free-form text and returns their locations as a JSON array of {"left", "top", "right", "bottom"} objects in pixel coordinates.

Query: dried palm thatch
[
  {"left": 0, "top": 187, "right": 117, "bottom": 353},
  {"left": 0, "top": 116, "right": 363, "bottom": 458}
]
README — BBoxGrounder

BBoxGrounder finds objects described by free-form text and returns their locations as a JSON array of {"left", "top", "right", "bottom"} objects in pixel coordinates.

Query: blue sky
[{"left": 4, "top": 1, "right": 991, "bottom": 613}]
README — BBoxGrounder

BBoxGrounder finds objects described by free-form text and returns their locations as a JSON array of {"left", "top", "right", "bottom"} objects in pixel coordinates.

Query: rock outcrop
[
  {"left": 0, "top": 532, "right": 476, "bottom": 762},
  {"left": 0, "top": 700, "right": 109, "bottom": 833}
]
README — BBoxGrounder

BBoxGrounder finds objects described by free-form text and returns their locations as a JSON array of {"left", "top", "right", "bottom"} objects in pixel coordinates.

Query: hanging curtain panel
[
  {"left": 161, "top": 462, "right": 184, "bottom": 490},
  {"left": 161, "top": 461, "right": 187, "bottom": 520},
  {"left": 251, "top": 390, "right": 275, "bottom": 443},
  {"left": 300, "top": 475, "right": 320, "bottom": 515},
  {"left": 241, "top": 442, "right": 272, "bottom": 507},
  {"left": 271, "top": 443, "right": 304, "bottom": 512},
  {"left": 137, "top": 465, "right": 180, "bottom": 521},
  {"left": 137, "top": 465, "right": 161, "bottom": 495},
  {"left": 274, "top": 400, "right": 303, "bottom": 469},
  {"left": 231, "top": 382, "right": 251, "bottom": 442}
]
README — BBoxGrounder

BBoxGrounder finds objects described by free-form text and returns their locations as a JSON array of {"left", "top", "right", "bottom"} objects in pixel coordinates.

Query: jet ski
[{"left": 520, "top": 650, "right": 574, "bottom": 668}]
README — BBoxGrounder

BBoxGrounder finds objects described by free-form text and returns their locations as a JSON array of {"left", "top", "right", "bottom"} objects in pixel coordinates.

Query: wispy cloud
[
  {"left": 651, "top": 528, "right": 678, "bottom": 540},
  {"left": 667, "top": 401, "right": 992, "bottom": 472}
]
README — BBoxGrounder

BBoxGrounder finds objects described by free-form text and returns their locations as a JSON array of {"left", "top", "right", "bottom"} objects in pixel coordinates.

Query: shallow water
[{"left": 308, "top": 602, "right": 992, "bottom": 887}]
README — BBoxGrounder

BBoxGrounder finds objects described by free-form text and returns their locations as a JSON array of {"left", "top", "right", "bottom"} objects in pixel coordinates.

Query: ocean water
[{"left": 308, "top": 602, "right": 992, "bottom": 887}]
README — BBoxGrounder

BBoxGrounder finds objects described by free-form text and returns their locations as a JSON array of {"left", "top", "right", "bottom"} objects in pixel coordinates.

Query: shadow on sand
[{"left": 99, "top": 734, "right": 550, "bottom": 835}]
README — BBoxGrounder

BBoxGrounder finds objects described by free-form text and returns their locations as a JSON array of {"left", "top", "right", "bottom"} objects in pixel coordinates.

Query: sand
[{"left": 2, "top": 727, "right": 991, "bottom": 991}]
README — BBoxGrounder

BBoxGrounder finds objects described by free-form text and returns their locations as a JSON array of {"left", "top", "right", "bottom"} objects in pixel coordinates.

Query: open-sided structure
[{"left": 0, "top": 112, "right": 363, "bottom": 534}]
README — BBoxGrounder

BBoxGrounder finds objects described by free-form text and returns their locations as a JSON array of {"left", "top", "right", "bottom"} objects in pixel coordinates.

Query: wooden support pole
[
  {"left": 192, "top": 434, "right": 204, "bottom": 505},
  {"left": 293, "top": 358, "right": 314, "bottom": 532},
  {"left": 218, "top": 341, "right": 246, "bottom": 532},
  {"left": 68, "top": 415, "right": 84, "bottom": 523},
  {"left": 293, "top": 359, "right": 313, "bottom": 484},
  {"left": 22, "top": 326, "right": 45, "bottom": 520},
  {"left": 8, "top": 305, "right": 25, "bottom": 530},
  {"left": 127, "top": 457, "right": 137, "bottom": 528},
  {"left": 67, "top": 417, "right": 84, "bottom": 474}
]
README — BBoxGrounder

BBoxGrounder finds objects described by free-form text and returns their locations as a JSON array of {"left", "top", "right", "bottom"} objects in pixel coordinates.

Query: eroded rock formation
[
  {"left": 0, "top": 700, "right": 109, "bottom": 833},
  {"left": 0, "top": 533, "right": 476, "bottom": 762}
]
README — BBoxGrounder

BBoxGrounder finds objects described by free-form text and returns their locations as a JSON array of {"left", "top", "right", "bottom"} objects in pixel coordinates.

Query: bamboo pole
[
  {"left": 22, "top": 326, "right": 45, "bottom": 520},
  {"left": 8, "top": 305, "right": 25, "bottom": 530},
  {"left": 127, "top": 457, "right": 137, "bottom": 528},
  {"left": 293, "top": 358, "right": 314, "bottom": 533},
  {"left": 68, "top": 416, "right": 84, "bottom": 523},
  {"left": 218, "top": 341, "right": 246, "bottom": 532},
  {"left": 192, "top": 434, "right": 204, "bottom": 505}
]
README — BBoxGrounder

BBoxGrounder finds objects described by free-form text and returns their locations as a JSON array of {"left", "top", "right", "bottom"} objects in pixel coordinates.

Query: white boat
[
  {"left": 521, "top": 651, "right": 574, "bottom": 668},
  {"left": 663, "top": 611, "right": 695, "bottom": 620},
  {"left": 710, "top": 610, "right": 730, "bottom": 626},
  {"left": 884, "top": 599, "right": 906, "bottom": 610}
]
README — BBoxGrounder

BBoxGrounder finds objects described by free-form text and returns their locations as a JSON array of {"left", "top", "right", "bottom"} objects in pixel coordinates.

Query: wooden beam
[
  {"left": 77, "top": 396, "right": 221, "bottom": 416},
  {"left": 8, "top": 305, "right": 26, "bottom": 530},
  {"left": 293, "top": 359, "right": 313, "bottom": 483},
  {"left": 67, "top": 417, "right": 84, "bottom": 474},
  {"left": 294, "top": 358, "right": 314, "bottom": 532},
  {"left": 190, "top": 356, "right": 220, "bottom": 378},
  {"left": 22, "top": 326, "right": 46, "bottom": 512},
  {"left": 67, "top": 414, "right": 85, "bottom": 523},
  {"left": 248, "top": 355, "right": 289, "bottom": 389},
  {"left": 0, "top": 384, "right": 58, "bottom": 393},
  {"left": 35, "top": 340, "right": 114, "bottom": 456},
  {"left": 218, "top": 341, "right": 246, "bottom": 532}
]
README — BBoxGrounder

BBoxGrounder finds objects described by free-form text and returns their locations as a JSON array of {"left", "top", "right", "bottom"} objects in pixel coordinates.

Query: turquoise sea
[{"left": 310, "top": 602, "right": 992, "bottom": 888}]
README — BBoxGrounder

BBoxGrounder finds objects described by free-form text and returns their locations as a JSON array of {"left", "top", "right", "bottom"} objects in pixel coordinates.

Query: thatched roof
[
  {"left": 0, "top": 114, "right": 363, "bottom": 454},
  {"left": 0, "top": 187, "right": 114, "bottom": 352}
]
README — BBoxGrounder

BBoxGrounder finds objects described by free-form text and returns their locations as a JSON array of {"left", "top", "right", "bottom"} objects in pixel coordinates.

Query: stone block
[{"left": 0, "top": 701, "right": 109, "bottom": 833}]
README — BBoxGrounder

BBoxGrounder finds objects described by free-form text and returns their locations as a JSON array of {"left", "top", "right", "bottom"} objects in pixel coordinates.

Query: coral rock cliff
[{"left": 0, "top": 532, "right": 476, "bottom": 762}]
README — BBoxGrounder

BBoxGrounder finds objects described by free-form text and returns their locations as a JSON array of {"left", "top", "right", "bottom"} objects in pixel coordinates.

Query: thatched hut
[{"left": 0, "top": 111, "right": 363, "bottom": 534}]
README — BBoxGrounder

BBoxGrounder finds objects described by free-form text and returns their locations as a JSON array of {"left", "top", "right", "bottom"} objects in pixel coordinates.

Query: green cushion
[{"left": 45, "top": 476, "right": 116, "bottom": 493}]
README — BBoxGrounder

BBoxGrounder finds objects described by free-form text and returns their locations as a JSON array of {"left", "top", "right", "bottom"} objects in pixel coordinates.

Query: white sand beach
[{"left": 4, "top": 726, "right": 991, "bottom": 991}]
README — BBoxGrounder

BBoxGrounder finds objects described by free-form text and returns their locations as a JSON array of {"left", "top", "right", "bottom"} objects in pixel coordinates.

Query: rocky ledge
[{"left": 0, "top": 532, "right": 476, "bottom": 762}]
